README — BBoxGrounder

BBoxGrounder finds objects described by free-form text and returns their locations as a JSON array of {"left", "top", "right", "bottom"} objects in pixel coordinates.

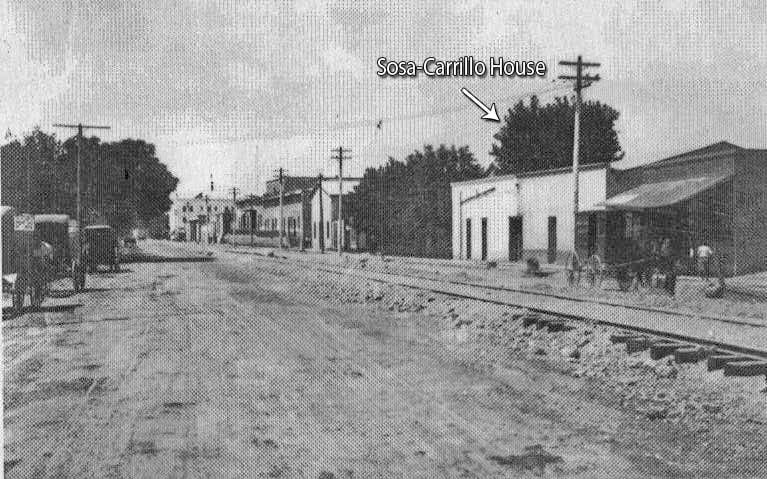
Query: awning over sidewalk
[{"left": 599, "top": 175, "right": 731, "bottom": 210}]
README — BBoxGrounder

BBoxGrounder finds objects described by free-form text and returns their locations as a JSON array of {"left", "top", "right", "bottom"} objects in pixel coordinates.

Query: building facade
[
  {"left": 451, "top": 142, "right": 767, "bottom": 275},
  {"left": 168, "top": 194, "right": 235, "bottom": 242},
  {"left": 603, "top": 142, "right": 767, "bottom": 276},
  {"left": 451, "top": 163, "right": 608, "bottom": 264},
  {"left": 234, "top": 176, "right": 316, "bottom": 247},
  {"left": 308, "top": 177, "right": 361, "bottom": 252}
]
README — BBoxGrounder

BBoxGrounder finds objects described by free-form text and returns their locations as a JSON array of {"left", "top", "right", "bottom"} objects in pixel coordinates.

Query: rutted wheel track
[{"left": 233, "top": 251, "right": 767, "bottom": 380}]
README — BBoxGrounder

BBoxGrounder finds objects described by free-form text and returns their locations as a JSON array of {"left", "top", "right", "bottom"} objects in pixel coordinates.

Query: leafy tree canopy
[
  {"left": 1, "top": 128, "right": 178, "bottom": 235},
  {"left": 347, "top": 144, "right": 483, "bottom": 258},
  {"left": 489, "top": 95, "right": 623, "bottom": 174}
]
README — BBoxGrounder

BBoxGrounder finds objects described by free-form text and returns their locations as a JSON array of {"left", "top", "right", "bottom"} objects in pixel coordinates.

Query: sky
[{"left": 2, "top": 0, "right": 765, "bottom": 197}]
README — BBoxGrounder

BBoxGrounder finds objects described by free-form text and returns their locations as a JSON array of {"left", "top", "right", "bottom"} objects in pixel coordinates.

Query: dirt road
[{"left": 3, "top": 241, "right": 764, "bottom": 478}]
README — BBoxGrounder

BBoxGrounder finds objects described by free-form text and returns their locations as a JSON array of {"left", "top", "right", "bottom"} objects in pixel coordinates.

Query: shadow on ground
[{"left": 2, "top": 303, "right": 82, "bottom": 321}]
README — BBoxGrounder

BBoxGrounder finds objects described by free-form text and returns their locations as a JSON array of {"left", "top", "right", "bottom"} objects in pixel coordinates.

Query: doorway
[
  {"left": 465, "top": 218, "right": 472, "bottom": 259},
  {"left": 481, "top": 217, "right": 488, "bottom": 261},
  {"left": 587, "top": 213, "right": 598, "bottom": 257},
  {"left": 547, "top": 216, "right": 557, "bottom": 263},
  {"left": 508, "top": 216, "right": 523, "bottom": 261}
]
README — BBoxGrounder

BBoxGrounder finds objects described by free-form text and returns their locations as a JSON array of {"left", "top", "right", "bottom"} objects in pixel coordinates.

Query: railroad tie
[
  {"left": 625, "top": 336, "right": 651, "bottom": 354},
  {"left": 723, "top": 360, "right": 767, "bottom": 377},
  {"left": 545, "top": 320, "right": 569, "bottom": 333},
  {"left": 707, "top": 355, "right": 752, "bottom": 372},
  {"left": 673, "top": 347, "right": 705, "bottom": 364},
  {"left": 650, "top": 341, "right": 685, "bottom": 360},
  {"left": 609, "top": 333, "right": 639, "bottom": 344},
  {"left": 522, "top": 313, "right": 540, "bottom": 328}
]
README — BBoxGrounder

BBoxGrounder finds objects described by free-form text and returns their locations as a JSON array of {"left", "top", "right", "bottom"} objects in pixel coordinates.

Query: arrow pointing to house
[{"left": 460, "top": 87, "right": 500, "bottom": 122}]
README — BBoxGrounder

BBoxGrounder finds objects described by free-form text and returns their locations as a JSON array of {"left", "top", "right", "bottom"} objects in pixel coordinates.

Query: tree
[
  {"left": 1, "top": 129, "right": 178, "bottom": 235},
  {"left": 348, "top": 144, "right": 484, "bottom": 258},
  {"left": 489, "top": 95, "right": 623, "bottom": 174}
]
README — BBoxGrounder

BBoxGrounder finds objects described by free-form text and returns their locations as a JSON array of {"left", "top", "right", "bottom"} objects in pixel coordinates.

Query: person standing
[
  {"left": 660, "top": 238, "right": 675, "bottom": 295},
  {"left": 697, "top": 243, "right": 714, "bottom": 280}
]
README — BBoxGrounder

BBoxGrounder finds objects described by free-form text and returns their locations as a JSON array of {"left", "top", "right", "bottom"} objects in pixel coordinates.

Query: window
[
  {"left": 326, "top": 221, "right": 330, "bottom": 238},
  {"left": 313, "top": 222, "right": 317, "bottom": 238},
  {"left": 182, "top": 217, "right": 187, "bottom": 223},
  {"left": 182, "top": 206, "right": 187, "bottom": 213},
  {"left": 214, "top": 206, "right": 218, "bottom": 212}
]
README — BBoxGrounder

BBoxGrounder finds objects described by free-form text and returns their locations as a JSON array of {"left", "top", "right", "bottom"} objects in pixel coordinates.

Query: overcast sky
[{"left": 2, "top": 0, "right": 765, "bottom": 196}]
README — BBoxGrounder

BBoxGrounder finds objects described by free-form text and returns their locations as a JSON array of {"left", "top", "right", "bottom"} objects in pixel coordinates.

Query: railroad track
[{"left": 232, "top": 250, "right": 767, "bottom": 381}]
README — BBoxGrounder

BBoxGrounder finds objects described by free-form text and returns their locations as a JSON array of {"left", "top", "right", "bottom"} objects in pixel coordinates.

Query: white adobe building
[
  {"left": 451, "top": 163, "right": 608, "bottom": 264},
  {"left": 168, "top": 194, "right": 235, "bottom": 242},
  {"left": 309, "top": 177, "right": 361, "bottom": 251}
]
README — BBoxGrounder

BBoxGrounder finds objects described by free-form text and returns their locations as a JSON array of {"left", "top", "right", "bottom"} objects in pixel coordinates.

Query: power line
[{"left": 154, "top": 82, "right": 576, "bottom": 147}]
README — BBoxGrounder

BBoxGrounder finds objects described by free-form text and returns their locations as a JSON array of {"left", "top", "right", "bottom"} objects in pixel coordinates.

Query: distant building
[
  {"left": 168, "top": 193, "right": 235, "bottom": 243},
  {"left": 234, "top": 176, "right": 317, "bottom": 248},
  {"left": 233, "top": 175, "right": 361, "bottom": 250},
  {"left": 451, "top": 141, "right": 767, "bottom": 275},
  {"left": 308, "top": 177, "right": 361, "bottom": 252}
]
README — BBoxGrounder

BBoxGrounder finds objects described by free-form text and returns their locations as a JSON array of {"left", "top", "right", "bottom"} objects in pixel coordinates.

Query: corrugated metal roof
[{"left": 600, "top": 175, "right": 731, "bottom": 210}]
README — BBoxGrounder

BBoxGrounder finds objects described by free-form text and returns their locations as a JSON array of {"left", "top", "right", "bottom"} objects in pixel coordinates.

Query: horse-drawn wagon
[
  {"left": 2, "top": 207, "right": 54, "bottom": 312},
  {"left": 569, "top": 209, "right": 691, "bottom": 294}
]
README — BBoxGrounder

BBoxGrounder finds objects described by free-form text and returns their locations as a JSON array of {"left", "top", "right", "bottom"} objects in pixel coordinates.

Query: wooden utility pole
[
  {"left": 53, "top": 122, "right": 110, "bottom": 291},
  {"left": 229, "top": 186, "right": 238, "bottom": 236},
  {"left": 558, "top": 56, "right": 600, "bottom": 255},
  {"left": 276, "top": 167, "right": 285, "bottom": 249},
  {"left": 318, "top": 173, "right": 325, "bottom": 253},
  {"left": 331, "top": 146, "right": 351, "bottom": 255},
  {"left": 249, "top": 194, "right": 255, "bottom": 246}
]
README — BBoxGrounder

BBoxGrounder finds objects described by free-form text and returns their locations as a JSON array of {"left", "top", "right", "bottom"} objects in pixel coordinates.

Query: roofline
[
  {"left": 319, "top": 176, "right": 362, "bottom": 181},
  {"left": 661, "top": 141, "right": 741, "bottom": 162},
  {"left": 451, "top": 161, "right": 610, "bottom": 186},
  {"left": 516, "top": 161, "right": 609, "bottom": 178},
  {"left": 174, "top": 196, "right": 233, "bottom": 202},
  {"left": 617, "top": 142, "right": 741, "bottom": 173}
]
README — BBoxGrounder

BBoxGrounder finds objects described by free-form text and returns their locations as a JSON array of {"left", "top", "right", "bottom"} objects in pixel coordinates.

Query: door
[
  {"left": 465, "top": 218, "right": 472, "bottom": 259},
  {"left": 587, "top": 213, "right": 598, "bottom": 257},
  {"left": 508, "top": 216, "right": 523, "bottom": 261},
  {"left": 547, "top": 216, "right": 557, "bottom": 263},
  {"left": 481, "top": 217, "right": 488, "bottom": 261}
]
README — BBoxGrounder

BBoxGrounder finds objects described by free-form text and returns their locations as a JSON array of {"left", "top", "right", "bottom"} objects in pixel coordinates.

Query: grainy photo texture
[{"left": 2, "top": 1, "right": 766, "bottom": 477}]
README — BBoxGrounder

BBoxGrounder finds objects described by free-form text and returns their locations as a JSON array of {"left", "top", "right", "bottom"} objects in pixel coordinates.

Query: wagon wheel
[
  {"left": 112, "top": 248, "right": 120, "bottom": 272},
  {"left": 72, "top": 259, "right": 80, "bottom": 292},
  {"left": 30, "top": 284, "right": 45, "bottom": 310},
  {"left": 586, "top": 254, "right": 604, "bottom": 288},
  {"left": 616, "top": 267, "right": 633, "bottom": 292},
  {"left": 566, "top": 251, "right": 582, "bottom": 287},
  {"left": 72, "top": 259, "right": 86, "bottom": 292},
  {"left": 12, "top": 285, "right": 25, "bottom": 313}
]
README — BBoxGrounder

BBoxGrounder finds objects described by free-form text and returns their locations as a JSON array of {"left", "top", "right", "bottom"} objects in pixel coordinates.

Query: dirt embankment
[{"left": 282, "top": 260, "right": 767, "bottom": 478}]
